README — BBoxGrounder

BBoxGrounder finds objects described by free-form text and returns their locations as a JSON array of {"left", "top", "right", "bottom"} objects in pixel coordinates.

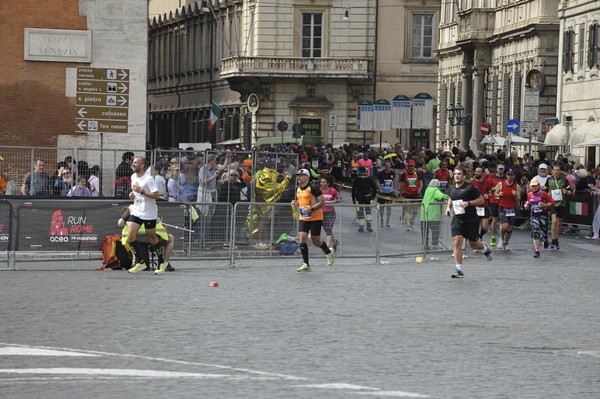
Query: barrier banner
[
  {"left": 4, "top": 199, "right": 185, "bottom": 252},
  {"left": 0, "top": 201, "right": 10, "bottom": 251}
]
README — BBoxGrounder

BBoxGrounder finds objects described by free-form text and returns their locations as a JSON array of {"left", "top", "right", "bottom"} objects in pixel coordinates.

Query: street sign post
[
  {"left": 506, "top": 119, "right": 521, "bottom": 134},
  {"left": 75, "top": 67, "right": 130, "bottom": 134},
  {"left": 481, "top": 121, "right": 490, "bottom": 136},
  {"left": 277, "top": 120, "right": 288, "bottom": 144}
]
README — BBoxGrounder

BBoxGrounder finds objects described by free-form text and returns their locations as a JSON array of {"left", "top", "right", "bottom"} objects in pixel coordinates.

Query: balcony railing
[{"left": 220, "top": 56, "right": 372, "bottom": 80}]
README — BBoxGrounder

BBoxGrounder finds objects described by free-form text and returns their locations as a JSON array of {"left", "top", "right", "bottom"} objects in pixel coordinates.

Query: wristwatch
[{"left": 140, "top": 190, "right": 145, "bottom": 196}]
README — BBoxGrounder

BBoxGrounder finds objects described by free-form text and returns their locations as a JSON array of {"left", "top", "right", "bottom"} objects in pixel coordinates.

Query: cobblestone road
[{"left": 1, "top": 228, "right": 600, "bottom": 398}]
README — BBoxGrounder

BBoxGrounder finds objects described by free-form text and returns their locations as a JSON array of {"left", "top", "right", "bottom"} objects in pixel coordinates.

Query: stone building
[
  {"left": 548, "top": 0, "right": 600, "bottom": 168},
  {"left": 437, "top": 0, "right": 560, "bottom": 156},
  {"left": 0, "top": 1, "right": 148, "bottom": 151},
  {"left": 148, "top": 0, "right": 441, "bottom": 150},
  {"left": 148, "top": 0, "right": 377, "bottom": 150}
]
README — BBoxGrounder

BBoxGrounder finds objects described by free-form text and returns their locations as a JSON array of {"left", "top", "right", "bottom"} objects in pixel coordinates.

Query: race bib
[
  {"left": 452, "top": 200, "right": 465, "bottom": 215},
  {"left": 407, "top": 177, "right": 417, "bottom": 187},
  {"left": 382, "top": 181, "right": 393, "bottom": 194},
  {"left": 531, "top": 204, "right": 542, "bottom": 213},
  {"left": 551, "top": 189, "right": 563, "bottom": 201},
  {"left": 476, "top": 207, "right": 485, "bottom": 217},
  {"left": 440, "top": 181, "right": 448, "bottom": 190},
  {"left": 299, "top": 208, "right": 310, "bottom": 218},
  {"left": 133, "top": 194, "right": 146, "bottom": 213},
  {"left": 504, "top": 208, "right": 516, "bottom": 217}
]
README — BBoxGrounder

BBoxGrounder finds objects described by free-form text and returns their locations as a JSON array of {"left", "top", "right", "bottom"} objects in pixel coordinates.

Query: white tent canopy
[
  {"left": 215, "top": 138, "right": 242, "bottom": 146},
  {"left": 544, "top": 124, "right": 567, "bottom": 146},
  {"left": 481, "top": 135, "right": 505, "bottom": 146},
  {"left": 573, "top": 137, "right": 600, "bottom": 147},
  {"left": 507, "top": 135, "right": 545, "bottom": 146},
  {"left": 481, "top": 135, "right": 545, "bottom": 147},
  {"left": 571, "top": 121, "right": 600, "bottom": 146}
]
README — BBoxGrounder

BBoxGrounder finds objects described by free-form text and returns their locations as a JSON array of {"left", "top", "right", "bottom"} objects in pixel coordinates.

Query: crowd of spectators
[{"left": 5, "top": 142, "right": 600, "bottom": 205}]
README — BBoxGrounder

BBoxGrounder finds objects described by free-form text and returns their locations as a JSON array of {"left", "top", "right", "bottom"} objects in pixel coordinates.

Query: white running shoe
[
  {"left": 296, "top": 263, "right": 311, "bottom": 272},
  {"left": 483, "top": 242, "right": 493, "bottom": 261},
  {"left": 326, "top": 250, "right": 335, "bottom": 266}
]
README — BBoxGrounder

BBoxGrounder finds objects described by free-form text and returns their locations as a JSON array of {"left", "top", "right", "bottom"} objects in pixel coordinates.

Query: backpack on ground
[{"left": 100, "top": 234, "right": 132, "bottom": 270}]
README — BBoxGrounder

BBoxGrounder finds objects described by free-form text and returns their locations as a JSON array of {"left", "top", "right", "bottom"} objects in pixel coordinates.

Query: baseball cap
[
  {"left": 506, "top": 169, "right": 515, "bottom": 175},
  {"left": 497, "top": 164, "right": 505, "bottom": 170},
  {"left": 530, "top": 178, "right": 540, "bottom": 186},
  {"left": 407, "top": 160, "right": 415, "bottom": 166},
  {"left": 538, "top": 163, "right": 548, "bottom": 169},
  {"left": 179, "top": 156, "right": 189, "bottom": 164},
  {"left": 243, "top": 159, "right": 253, "bottom": 167},
  {"left": 296, "top": 168, "right": 310, "bottom": 176}
]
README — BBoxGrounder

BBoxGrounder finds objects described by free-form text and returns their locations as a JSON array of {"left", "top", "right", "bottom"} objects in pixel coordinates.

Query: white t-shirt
[
  {"left": 131, "top": 172, "right": 159, "bottom": 220},
  {"left": 533, "top": 174, "right": 549, "bottom": 187}
]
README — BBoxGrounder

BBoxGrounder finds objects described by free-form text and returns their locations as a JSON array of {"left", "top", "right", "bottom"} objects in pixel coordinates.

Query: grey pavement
[{"left": 1, "top": 228, "right": 600, "bottom": 398}]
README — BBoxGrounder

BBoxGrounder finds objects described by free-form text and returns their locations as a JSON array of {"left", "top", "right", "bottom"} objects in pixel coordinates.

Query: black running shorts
[
  {"left": 489, "top": 203, "right": 499, "bottom": 218},
  {"left": 451, "top": 218, "right": 480, "bottom": 242},
  {"left": 128, "top": 215, "right": 157, "bottom": 230},
  {"left": 299, "top": 219, "right": 323, "bottom": 236}
]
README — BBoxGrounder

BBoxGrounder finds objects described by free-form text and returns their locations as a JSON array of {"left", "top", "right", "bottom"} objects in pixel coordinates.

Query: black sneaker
[
  {"left": 166, "top": 263, "right": 175, "bottom": 272},
  {"left": 543, "top": 240, "right": 549, "bottom": 249},
  {"left": 451, "top": 270, "right": 464, "bottom": 278},
  {"left": 533, "top": 251, "right": 540, "bottom": 258}
]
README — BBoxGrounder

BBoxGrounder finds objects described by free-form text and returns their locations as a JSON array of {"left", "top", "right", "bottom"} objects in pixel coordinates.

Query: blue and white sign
[{"left": 506, "top": 119, "right": 521, "bottom": 134}]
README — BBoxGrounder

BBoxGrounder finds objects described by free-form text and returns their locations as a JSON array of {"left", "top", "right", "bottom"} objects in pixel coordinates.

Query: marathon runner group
[{"left": 292, "top": 150, "right": 586, "bottom": 278}]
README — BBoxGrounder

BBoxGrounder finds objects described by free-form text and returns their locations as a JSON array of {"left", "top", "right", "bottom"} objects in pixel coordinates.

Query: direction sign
[
  {"left": 481, "top": 121, "right": 490, "bottom": 136},
  {"left": 75, "top": 67, "right": 130, "bottom": 134},
  {"left": 329, "top": 113, "right": 337, "bottom": 130},
  {"left": 506, "top": 119, "right": 520, "bottom": 134},
  {"left": 277, "top": 120, "right": 288, "bottom": 132},
  {"left": 524, "top": 91, "right": 539, "bottom": 122}
]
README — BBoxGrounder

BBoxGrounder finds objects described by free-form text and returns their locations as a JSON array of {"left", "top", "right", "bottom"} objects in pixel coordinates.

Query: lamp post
[
  {"left": 446, "top": 104, "right": 472, "bottom": 126},
  {"left": 201, "top": 1, "right": 216, "bottom": 142}
]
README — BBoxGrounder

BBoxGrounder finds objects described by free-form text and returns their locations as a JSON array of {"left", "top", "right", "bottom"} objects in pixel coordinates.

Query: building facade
[
  {"left": 375, "top": 0, "right": 440, "bottom": 150},
  {"left": 148, "top": 0, "right": 378, "bottom": 150},
  {"left": 0, "top": 1, "right": 148, "bottom": 151},
  {"left": 551, "top": 0, "right": 600, "bottom": 168},
  {"left": 437, "top": 0, "right": 560, "bottom": 154},
  {"left": 148, "top": 0, "right": 443, "bottom": 151}
]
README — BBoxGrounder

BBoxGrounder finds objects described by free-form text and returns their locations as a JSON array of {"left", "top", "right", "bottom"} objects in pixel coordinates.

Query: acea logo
[
  {"left": 49, "top": 209, "right": 97, "bottom": 243},
  {"left": 0, "top": 223, "right": 8, "bottom": 242}
]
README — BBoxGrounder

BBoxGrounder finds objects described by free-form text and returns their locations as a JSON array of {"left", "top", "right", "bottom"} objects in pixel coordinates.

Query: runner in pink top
[{"left": 320, "top": 175, "right": 341, "bottom": 252}]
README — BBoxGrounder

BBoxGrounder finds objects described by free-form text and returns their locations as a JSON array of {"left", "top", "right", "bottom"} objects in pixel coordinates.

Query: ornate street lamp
[{"left": 447, "top": 103, "right": 472, "bottom": 126}]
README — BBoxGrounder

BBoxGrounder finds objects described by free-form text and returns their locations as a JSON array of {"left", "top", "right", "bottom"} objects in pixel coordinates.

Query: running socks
[
  {"left": 152, "top": 243, "right": 165, "bottom": 263},
  {"left": 129, "top": 240, "right": 142, "bottom": 263},
  {"left": 320, "top": 242, "right": 331, "bottom": 254},
  {"left": 300, "top": 243, "right": 309, "bottom": 264}
]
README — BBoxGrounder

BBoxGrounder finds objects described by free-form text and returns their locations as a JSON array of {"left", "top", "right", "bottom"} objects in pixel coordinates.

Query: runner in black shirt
[{"left": 445, "top": 165, "right": 493, "bottom": 278}]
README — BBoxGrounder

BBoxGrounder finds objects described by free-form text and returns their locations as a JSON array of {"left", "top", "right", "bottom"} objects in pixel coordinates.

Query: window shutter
[{"left": 513, "top": 71, "right": 521, "bottom": 121}]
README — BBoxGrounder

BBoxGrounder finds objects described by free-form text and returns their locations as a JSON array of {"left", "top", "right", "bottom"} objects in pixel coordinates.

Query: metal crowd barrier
[{"left": 3, "top": 191, "right": 597, "bottom": 270}]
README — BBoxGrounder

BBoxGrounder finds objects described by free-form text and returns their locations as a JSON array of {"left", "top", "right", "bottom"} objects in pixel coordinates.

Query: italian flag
[
  {"left": 569, "top": 201, "right": 588, "bottom": 216},
  {"left": 209, "top": 100, "right": 221, "bottom": 133}
]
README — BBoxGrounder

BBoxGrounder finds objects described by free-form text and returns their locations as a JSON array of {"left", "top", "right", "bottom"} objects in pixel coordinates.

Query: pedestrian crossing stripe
[{"left": 569, "top": 201, "right": 588, "bottom": 216}]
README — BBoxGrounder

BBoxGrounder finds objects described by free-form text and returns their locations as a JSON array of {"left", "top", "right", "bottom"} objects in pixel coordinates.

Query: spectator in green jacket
[{"left": 420, "top": 179, "right": 448, "bottom": 250}]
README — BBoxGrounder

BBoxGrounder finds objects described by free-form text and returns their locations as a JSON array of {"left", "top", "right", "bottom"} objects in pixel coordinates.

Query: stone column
[
  {"left": 460, "top": 65, "right": 473, "bottom": 148},
  {"left": 471, "top": 66, "right": 485, "bottom": 149}
]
